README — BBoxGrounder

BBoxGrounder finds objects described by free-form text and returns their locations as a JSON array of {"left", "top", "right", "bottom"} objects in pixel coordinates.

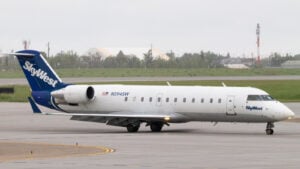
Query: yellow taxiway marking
[{"left": 0, "top": 141, "right": 115, "bottom": 163}]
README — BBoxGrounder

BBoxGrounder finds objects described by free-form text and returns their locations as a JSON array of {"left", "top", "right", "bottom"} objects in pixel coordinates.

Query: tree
[
  {"left": 115, "top": 51, "right": 129, "bottom": 68},
  {"left": 50, "top": 50, "right": 79, "bottom": 68},
  {"left": 128, "top": 55, "right": 142, "bottom": 68},
  {"left": 270, "top": 53, "right": 284, "bottom": 67},
  {"left": 143, "top": 50, "right": 153, "bottom": 68}
]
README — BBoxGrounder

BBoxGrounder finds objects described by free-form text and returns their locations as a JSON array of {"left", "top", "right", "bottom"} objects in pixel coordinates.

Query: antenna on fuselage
[
  {"left": 221, "top": 82, "right": 227, "bottom": 87},
  {"left": 166, "top": 81, "right": 172, "bottom": 86}
]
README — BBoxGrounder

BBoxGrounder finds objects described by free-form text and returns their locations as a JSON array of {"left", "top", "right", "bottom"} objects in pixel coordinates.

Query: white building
[
  {"left": 224, "top": 64, "right": 249, "bottom": 69},
  {"left": 281, "top": 60, "right": 300, "bottom": 68}
]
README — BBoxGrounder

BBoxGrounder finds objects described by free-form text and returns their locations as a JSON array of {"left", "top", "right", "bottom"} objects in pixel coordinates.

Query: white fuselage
[{"left": 56, "top": 85, "right": 294, "bottom": 123}]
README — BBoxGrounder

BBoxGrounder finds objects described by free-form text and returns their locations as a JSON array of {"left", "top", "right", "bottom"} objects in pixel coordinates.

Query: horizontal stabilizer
[{"left": 5, "top": 53, "right": 35, "bottom": 57}]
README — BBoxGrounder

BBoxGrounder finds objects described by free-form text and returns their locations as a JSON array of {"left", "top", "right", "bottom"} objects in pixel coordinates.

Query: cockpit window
[
  {"left": 261, "top": 95, "right": 274, "bottom": 101},
  {"left": 247, "top": 95, "right": 261, "bottom": 101},
  {"left": 247, "top": 95, "right": 274, "bottom": 101}
]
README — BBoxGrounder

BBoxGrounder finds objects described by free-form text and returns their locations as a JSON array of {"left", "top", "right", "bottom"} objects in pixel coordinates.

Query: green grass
[
  {"left": 0, "top": 68, "right": 300, "bottom": 78},
  {"left": 0, "top": 85, "right": 30, "bottom": 102},
  {"left": 0, "top": 80, "right": 299, "bottom": 102}
]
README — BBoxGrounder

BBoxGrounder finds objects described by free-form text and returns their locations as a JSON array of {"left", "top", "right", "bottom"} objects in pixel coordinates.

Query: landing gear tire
[
  {"left": 265, "top": 122, "right": 274, "bottom": 135},
  {"left": 266, "top": 129, "right": 274, "bottom": 135},
  {"left": 127, "top": 124, "right": 140, "bottom": 132},
  {"left": 150, "top": 122, "right": 164, "bottom": 132}
]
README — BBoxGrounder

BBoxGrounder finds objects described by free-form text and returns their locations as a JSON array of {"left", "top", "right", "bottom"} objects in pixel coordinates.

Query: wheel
[
  {"left": 126, "top": 124, "right": 140, "bottom": 132},
  {"left": 150, "top": 122, "right": 164, "bottom": 132},
  {"left": 266, "top": 129, "right": 274, "bottom": 135},
  {"left": 266, "top": 122, "right": 274, "bottom": 135}
]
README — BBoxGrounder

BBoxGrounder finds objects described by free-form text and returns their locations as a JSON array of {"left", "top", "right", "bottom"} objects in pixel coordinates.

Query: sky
[{"left": 0, "top": 0, "right": 299, "bottom": 58}]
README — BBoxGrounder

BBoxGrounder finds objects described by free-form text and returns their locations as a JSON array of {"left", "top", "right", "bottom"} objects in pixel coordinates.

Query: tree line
[
  {"left": 0, "top": 50, "right": 299, "bottom": 70},
  {"left": 44, "top": 50, "right": 228, "bottom": 69}
]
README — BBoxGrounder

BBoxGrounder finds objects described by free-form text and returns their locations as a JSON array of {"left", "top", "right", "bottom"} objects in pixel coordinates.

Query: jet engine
[{"left": 51, "top": 85, "right": 95, "bottom": 104}]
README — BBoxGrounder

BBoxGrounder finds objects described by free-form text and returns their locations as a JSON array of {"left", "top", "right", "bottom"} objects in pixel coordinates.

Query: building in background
[{"left": 281, "top": 60, "right": 300, "bottom": 68}]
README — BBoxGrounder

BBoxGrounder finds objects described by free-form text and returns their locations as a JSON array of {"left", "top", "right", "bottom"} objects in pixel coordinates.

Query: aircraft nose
[
  {"left": 279, "top": 104, "right": 295, "bottom": 120},
  {"left": 285, "top": 108, "right": 295, "bottom": 120},
  {"left": 268, "top": 103, "right": 295, "bottom": 121}
]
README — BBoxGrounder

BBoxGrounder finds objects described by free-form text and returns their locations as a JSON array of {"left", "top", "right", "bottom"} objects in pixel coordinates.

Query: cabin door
[{"left": 226, "top": 95, "right": 236, "bottom": 115}]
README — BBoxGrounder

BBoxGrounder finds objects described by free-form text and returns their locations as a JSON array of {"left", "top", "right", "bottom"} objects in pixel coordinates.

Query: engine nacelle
[{"left": 51, "top": 85, "right": 95, "bottom": 104}]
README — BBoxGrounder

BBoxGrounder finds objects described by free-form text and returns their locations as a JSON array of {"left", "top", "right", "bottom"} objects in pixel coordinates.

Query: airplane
[{"left": 12, "top": 50, "right": 295, "bottom": 135}]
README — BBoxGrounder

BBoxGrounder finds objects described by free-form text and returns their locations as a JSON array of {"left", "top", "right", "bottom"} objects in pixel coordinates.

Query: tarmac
[{"left": 0, "top": 102, "right": 300, "bottom": 169}]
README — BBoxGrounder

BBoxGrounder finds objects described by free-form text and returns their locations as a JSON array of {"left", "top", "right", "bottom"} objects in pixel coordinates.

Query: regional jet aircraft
[{"left": 12, "top": 50, "right": 294, "bottom": 135}]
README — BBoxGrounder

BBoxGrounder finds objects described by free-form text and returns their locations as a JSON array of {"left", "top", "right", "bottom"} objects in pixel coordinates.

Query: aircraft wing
[
  {"left": 42, "top": 112, "right": 169, "bottom": 118},
  {"left": 71, "top": 112, "right": 172, "bottom": 126},
  {"left": 41, "top": 111, "right": 186, "bottom": 126},
  {"left": 28, "top": 97, "right": 187, "bottom": 126}
]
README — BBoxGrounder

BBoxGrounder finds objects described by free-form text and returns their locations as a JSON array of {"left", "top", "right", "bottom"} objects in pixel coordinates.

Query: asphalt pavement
[{"left": 0, "top": 102, "right": 299, "bottom": 169}]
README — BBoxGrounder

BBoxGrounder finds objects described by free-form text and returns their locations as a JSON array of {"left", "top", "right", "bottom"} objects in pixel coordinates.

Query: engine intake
[{"left": 51, "top": 85, "right": 95, "bottom": 104}]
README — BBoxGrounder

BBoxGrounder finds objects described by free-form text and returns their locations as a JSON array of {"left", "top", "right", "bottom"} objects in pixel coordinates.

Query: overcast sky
[{"left": 0, "top": 0, "right": 299, "bottom": 57}]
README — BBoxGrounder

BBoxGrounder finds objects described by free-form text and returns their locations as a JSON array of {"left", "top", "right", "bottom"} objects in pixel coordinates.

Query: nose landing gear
[{"left": 266, "top": 122, "right": 274, "bottom": 135}]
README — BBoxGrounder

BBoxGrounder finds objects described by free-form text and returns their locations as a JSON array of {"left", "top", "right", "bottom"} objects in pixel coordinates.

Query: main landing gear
[
  {"left": 266, "top": 122, "right": 274, "bottom": 135},
  {"left": 126, "top": 122, "right": 165, "bottom": 132},
  {"left": 126, "top": 123, "right": 140, "bottom": 132},
  {"left": 150, "top": 122, "right": 164, "bottom": 132}
]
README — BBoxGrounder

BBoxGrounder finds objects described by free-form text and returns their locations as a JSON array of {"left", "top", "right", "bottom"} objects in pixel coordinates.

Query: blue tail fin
[{"left": 15, "top": 50, "right": 67, "bottom": 92}]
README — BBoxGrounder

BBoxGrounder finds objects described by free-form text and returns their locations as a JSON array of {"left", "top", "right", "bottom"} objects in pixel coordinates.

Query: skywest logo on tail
[{"left": 23, "top": 61, "right": 58, "bottom": 88}]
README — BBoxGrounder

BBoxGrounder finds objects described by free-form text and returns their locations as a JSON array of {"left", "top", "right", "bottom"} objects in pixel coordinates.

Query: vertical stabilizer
[{"left": 15, "top": 50, "right": 67, "bottom": 91}]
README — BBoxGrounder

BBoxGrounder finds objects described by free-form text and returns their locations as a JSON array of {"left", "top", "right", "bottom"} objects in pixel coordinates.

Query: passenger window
[
  {"left": 218, "top": 98, "right": 221, "bottom": 103},
  {"left": 192, "top": 98, "right": 195, "bottom": 103},
  {"left": 141, "top": 97, "right": 144, "bottom": 102},
  {"left": 149, "top": 97, "right": 152, "bottom": 102},
  {"left": 157, "top": 97, "right": 161, "bottom": 102},
  {"left": 174, "top": 98, "right": 177, "bottom": 103},
  {"left": 210, "top": 98, "right": 213, "bottom": 103},
  {"left": 183, "top": 98, "right": 186, "bottom": 103},
  {"left": 166, "top": 98, "right": 169, "bottom": 102},
  {"left": 124, "top": 97, "right": 128, "bottom": 102}
]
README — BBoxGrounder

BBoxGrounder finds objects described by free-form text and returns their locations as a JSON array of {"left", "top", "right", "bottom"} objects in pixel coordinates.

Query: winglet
[{"left": 28, "top": 97, "right": 42, "bottom": 114}]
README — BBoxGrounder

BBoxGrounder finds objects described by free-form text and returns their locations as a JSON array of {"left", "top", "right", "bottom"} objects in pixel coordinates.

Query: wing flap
[{"left": 70, "top": 116, "right": 108, "bottom": 123}]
